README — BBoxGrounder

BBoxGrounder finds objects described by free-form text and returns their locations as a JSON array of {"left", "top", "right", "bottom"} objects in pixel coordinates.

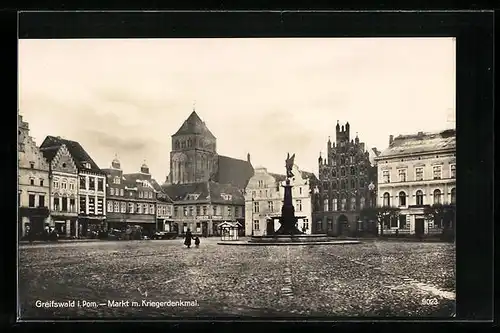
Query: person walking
[{"left": 184, "top": 228, "right": 193, "bottom": 248}]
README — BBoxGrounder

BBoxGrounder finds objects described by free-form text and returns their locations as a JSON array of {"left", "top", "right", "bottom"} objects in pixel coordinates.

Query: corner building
[
  {"left": 18, "top": 114, "right": 50, "bottom": 238},
  {"left": 375, "top": 129, "right": 456, "bottom": 235},
  {"left": 312, "top": 121, "right": 376, "bottom": 236}
]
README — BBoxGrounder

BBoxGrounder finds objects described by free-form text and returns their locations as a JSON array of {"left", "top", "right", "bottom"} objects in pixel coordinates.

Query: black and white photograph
[{"left": 18, "top": 37, "right": 456, "bottom": 319}]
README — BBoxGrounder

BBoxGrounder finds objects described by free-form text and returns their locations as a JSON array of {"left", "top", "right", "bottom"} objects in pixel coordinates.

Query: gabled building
[
  {"left": 374, "top": 129, "right": 456, "bottom": 236},
  {"left": 40, "top": 136, "right": 106, "bottom": 236},
  {"left": 102, "top": 160, "right": 160, "bottom": 234},
  {"left": 162, "top": 181, "right": 245, "bottom": 237},
  {"left": 244, "top": 164, "right": 317, "bottom": 236},
  {"left": 312, "top": 121, "right": 376, "bottom": 236},
  {"left": 40, "top": 142, "right": 79, "bottom": 238},
  {"left": 150, "top": 179, "right": 174, "bottom": 232},
  {"left": 18, "top": 114, "right": 50, "bottom": 239}
]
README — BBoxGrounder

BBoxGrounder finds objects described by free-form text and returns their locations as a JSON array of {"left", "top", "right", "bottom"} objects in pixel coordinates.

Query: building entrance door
[
  {"left": 266, "top": 219, "right": 275, "bottom": 235},
  {"left": 415, "top": 217, "right": 425, "bottom": 237},
  {"left": 202, "top": 222, "right": 208, "bottom": 237},
  {"left": 337, "top": 215, "right": 349, "bottom": 237}
]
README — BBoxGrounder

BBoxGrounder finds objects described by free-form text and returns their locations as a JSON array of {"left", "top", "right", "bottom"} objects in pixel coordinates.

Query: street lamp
[{"left": 251, "top": 198, "right": 255, "bottom": 237}]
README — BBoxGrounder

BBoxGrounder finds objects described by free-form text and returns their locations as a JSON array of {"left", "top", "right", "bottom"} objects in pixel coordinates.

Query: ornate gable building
[
  {"left": 163, "top": 108, "right": 254, "bottom": 236},
  {"left": 18, "top": 114, "right": 50, "bottom": 239},
  {"left": 313, "top": 121, "right": 377, "bottom": 236},
  {"left": 40, "top": 142, "right": 79, "bottom": 238}
]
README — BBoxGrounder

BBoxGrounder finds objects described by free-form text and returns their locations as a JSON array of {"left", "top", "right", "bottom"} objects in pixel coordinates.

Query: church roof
[
  {"left": 378, "top": 129, "right": 456, "bottom": 159},
  {"left": 211, "top": 155, "right": 254, "bottom": 189},
  {"left": 172, "top": 111, "right": 216, "bottom": 139},
  {"left": 40, "top": 136, "right": 104, "bottom": 175}
]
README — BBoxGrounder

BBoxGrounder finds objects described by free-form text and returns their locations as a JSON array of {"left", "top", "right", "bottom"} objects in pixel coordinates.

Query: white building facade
[
  {"left": 375, "top": 129, "right": 456, "bottom": 235},
  {"left": 244, "top": 165, "right": 314, "bottom": 236}
]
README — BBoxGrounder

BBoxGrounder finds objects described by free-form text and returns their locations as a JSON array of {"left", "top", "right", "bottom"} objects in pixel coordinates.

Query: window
[
  {"left": 326, "top": 219, "right": 332, "bottom": 231},
  {"left": 183, "top": 223, "right": 188, "bottom": 232},
  {"left": 80, "top": 196, "right": 86, "bottom": 214},
  {"left": 196, "top": 206, "right": 201, "bottom": 215},
  {"left": 114, "top": 202, "right": 119, "bottom": 212},
  {"left": 150, "top": 204, "right": 155, "bottom": 215},
  {"left": 350, "top": 166, "right": 355, "bottom": 175},
  {"left": 383, "top": 192, "right": 390, "bottom": 207},
  {"left": 416, "top": 190, "right": 424, "bottom": 205},
  {"left": 258, "top": 180, "right": 264, "bottom": 188},
  {"left": 316, "top": 220, "right": 322, "bottom": 232},
  {"left": 144, "top": 204, "right": 149, "bottom": 214},
  {"left": 28, "top": 194, "right": 36, "bottom": 207},
  {"left": 196, "top": 222, "right": 201, "bottom": 233},
  {"left": 88, "top": 197, "right": 95, "bottom": 214},
  {"left": 97, "top": 178, "right": 104, "bottom": 191},
  {"left": 40, "top": 179, "right": 44, "bottom": 187},
  {"left": 137, "top": 203, "right": 142, "bottom": 214},
  {"left": 149, "top": 192, "right": 153, "bottom": 199},
  {"left": 189, "top": 206, "right": 194, "bottom": 216},
  {"left": 70, "top": 198, "right": 75, "bottom": 212},
  {"left": 399, "top": 215, "right": 407, "bottom": 229},
  {"left": 332, "top": 198, "right": 337, "bottom": 211},
  {"left": 121, "top": 202, "right": 126, "bottom": 213},
  {"left": 54, "top": 180, "right": 59, "bottom": 188},
  {"left": 433, "top": 189, "right": 442, "bottom": 204},
  {"left": 252, "top": 191, "right": 256, "bottom": 198},
  {"left": 268, "top": 201, "right": 274, "bottom": 212},
  {"left": 253, "top": 201, "right": 259, "bottom": 213},
  {"left": 350, "top": 197, "right": 356, "bottom": 211},
  {"left": 302, "top": 219, "right": 309, "bottom": 230},
  {"left": 350, "top": 179, "right": 355, "bottom": 188},
  {"left": 183, "top": 206, "right": 188, "bottom": 216},
  {"left": 227, "top": 206, "right": 232, "bottom": 216},
  {"left": 89, "top": 177, "right": 95, "bottom": 190},
  {"left": 341, "top": 168, "right": 346, "bottom": 177},
  {"left": 120, "top": 189, "right": 124, "bottom": 196},
  {"left": 360, "top": 197, "right": 365, "bottom": 210},
  {"left": 299, "top": 187, "right": 302, "bottom": 195},
  {"left": 213, "top": 205, "right": 217, "bottom": 215},
  {"left": 128, "top": 203, "right": 134, "bottom": 213},
  {"left": 398, "top": 169, "right": 407, "bottom": 182},
  {"left": 398, "top": 191, "right": 406, "bottom": 207},
  {"left": 30, "top": 162, "right": 35, "bottom": 169},
  {"left": 323, "top": 199, "right": 329, "bottom": 211},
  {"left": 296, "top": 200, "right": 302, "bottom": 212},
  {"left": 253, "top": 220, "right": 260, "bottom": 231},
  {"left": 202, "top": 206, "right": 207, "bottom": 215},
  {"left": 69, "top": 182, "right": 75, "bottom": 190},
  {"left": 383, "top": 170, "right": 390, "bottom": 183},
  {"left": 30, "top": 178, "right": 35, "bottom": 186},
  {"left": 54, "top": 197, "right": 60, "bottom": 211},
  {"left": 80, "top": 176, "right": 86, "bottom": 189},
  {"left": 448, "top": 188, "right": 456, "bottom": 205},
  {"left": 341, "top": 198, "right": 346, "bottom": 211},
  {"left": 38, "top": 195, "right": 45, "bottom": 207},
  {"left": 450, "top": 164, "right": 456, "bottom": 178},
  {"left": 433, "top": 166, "right": 442, "bottom": 180},
  {"left": 259, "top": 190, "right": 262, "bottom": 197},
  {"left": 174, "top": 206, "right": 179, "bottom": 217},
  {"left": 235, "top": 206, "right": 240, "bottom": 217},
  {"left": 415, "top": 167, "right": 424, "bottom": 181},
  {"left": 139, "top": 191, "right": 143, "bottom": 198},
  {"left": 114, "top": 177, "right": 120, "bottom": 184},
  {"left": 61, "top": 180, "right": 67, "bottom": 189},
  {"left": 62, "top": 197, "right": 68, "bottom": 211},
  {"left": 111, "top": 188, "right": 116, "bottom": 195}
]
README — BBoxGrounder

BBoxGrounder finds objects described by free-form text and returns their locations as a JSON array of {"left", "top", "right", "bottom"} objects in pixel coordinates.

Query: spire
[{"left": 193, "top": 100, "right": 196, "bottom": 111}]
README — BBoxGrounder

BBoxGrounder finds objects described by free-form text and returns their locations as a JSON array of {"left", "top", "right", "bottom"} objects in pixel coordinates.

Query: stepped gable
[
  {"left": 40, "top": 136, "right": 104, "bottom": 174},
  {"left": 172, "top": 111, "right": 216, "bottom": 139},
  {"left": 211, "top": 155, "right": 254, "bottom": 189},
  {"left": 162, "top": 182, "right": 210, "bottom": 202}
]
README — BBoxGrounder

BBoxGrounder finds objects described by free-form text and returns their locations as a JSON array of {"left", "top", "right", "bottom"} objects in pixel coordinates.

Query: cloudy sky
[{"left": 19, "top": 38, "right": 455, "bottom": 181}]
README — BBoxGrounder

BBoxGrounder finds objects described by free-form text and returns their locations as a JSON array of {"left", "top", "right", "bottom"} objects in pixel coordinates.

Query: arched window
[
  {"left": 383, "top": 192, "right": 390, "bottom": 207},
  {"left": 341, "top": 197, "right": 346, "bottom": 211},
  {"left": 416, "top": 190, "right": 424, "bottom": 206},
  {"left": 450, "top": 188, "right": 456, "bottom": 204},
  {"left": 398, "top": 191, "right": 406, "bottom": 207},
  {"left": 360, "top": 197, "right": 365, "bottom": 210},
  {"left": 332, "top": 198, "right": 338, "bottom": 211},
  {"left": 187, "top": 138, "right": 192, "bottom": 147},
  {"left": 350, "top": 197, "right": 356, "bottom": 211},
  {"left": 433, "top": 189, "right": 442, "bottom": 204},
  {"left": 323, "top": 198, "right": 329, "bottom": 211},
  {"left": 181, "top": 141, "right": 186, "bottom": 148},
  {"left": 175, "top": 140, "right": 180, "bottom": 149}
]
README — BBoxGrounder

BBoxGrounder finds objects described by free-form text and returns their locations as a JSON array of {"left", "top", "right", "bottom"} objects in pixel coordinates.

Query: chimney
[
  {"left": 247, "top": 153, "right": 251, "bottom": 163},
  {"left": 389, "top": 135, "right": 394, "bottom": 145}
]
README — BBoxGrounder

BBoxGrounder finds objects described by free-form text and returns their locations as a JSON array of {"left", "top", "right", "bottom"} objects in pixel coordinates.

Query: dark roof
[
  {"left": 172, "top": 111, "right": 216, "bottom": 139},
  {"left": 268, "top": 172, "right": 287, "bottom": 182},
  {"left": 211, "top": 155, "right": 254, "bottom": 189},
  {"left": 123, "top": 172, "right": 151, "bottom": 183},
  {"left": 150, "top": 178, "right": 174, "bottom": 203},
  {"left": 161, "top": 181, "right": 244, "bottom": 205},
  {"left": 378, "top": 129, "right": 456, "bottom": 158},
  {"left": 301, "top": 171, "right": 317, "bottom": 180},
  {"left": 39, "top": 146, "right": 60, "bottom": 164},
  {"left": 40, "top": 136, "right": 104, "bottom": 174}
]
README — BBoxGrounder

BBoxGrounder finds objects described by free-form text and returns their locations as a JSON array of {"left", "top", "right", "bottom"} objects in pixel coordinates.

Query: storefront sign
[
  {"left": 196, "top": 215, "right": 209, "bottom": 220},
  {"left": 211, "top": 215, "right": 223, "bottom": 220}
]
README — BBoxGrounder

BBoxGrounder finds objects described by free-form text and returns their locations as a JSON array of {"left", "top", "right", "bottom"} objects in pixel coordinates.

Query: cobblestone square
[{"left": 19, "top": 239, "right": 455, "bottom": 318}]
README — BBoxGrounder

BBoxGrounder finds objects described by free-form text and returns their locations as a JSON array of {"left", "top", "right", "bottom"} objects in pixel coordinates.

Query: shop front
[{"left": 18, "top": 207, "right": 50, "bottom": 240}]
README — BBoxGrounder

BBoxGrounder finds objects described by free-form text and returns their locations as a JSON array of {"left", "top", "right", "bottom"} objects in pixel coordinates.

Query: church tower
[{"left": 169, "top": 108, "right": 218, "bottom": 184}]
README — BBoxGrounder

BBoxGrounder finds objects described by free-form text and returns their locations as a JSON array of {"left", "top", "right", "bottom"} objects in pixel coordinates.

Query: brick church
[{"left": 162, "top": 109, "right": 254, "bottom": 237}]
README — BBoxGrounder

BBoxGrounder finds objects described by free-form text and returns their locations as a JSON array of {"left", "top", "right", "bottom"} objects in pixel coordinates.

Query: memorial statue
[{"left": 285, "top": 153, "right": 295, "bottom": 179}]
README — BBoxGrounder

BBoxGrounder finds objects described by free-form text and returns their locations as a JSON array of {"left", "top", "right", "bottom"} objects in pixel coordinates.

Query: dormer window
[
  {"left": 82, "top": 161, "right": 91, "bottom": 169},
  {"left": 113, "top": 177, "right": 120, "bottom": 184}
]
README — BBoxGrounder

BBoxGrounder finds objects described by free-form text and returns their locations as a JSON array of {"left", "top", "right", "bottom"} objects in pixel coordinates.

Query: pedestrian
[
  {"left": 184, "top": 228, "right": 193, "bottom": 248},
  {"left": 302, "top": 225, "right": 306, "bottom": 233},
  {"left": 194, "top": 236, "right": 200, "bottom": 248}
]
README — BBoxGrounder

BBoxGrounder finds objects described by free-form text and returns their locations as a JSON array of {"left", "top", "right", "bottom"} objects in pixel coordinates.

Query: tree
[
  {"left": 360, "top": 206, "right": 400, "bottom": 236},
  {"left": 423, "top": 203, "right": 456, "bottom": 239}
]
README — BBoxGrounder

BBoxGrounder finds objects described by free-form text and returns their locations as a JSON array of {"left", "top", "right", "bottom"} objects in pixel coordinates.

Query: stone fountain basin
[{"left": 249, "top": 234, "right": 333, "bottom": 243}]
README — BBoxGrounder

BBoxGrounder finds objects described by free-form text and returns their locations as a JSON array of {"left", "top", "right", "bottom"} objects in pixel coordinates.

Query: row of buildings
[
  {"left": 19, "top": 107, "right": 456, "bottom": 239},
  {"left": 243, "top": 122, "right": 456, "bottom": 237}
]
